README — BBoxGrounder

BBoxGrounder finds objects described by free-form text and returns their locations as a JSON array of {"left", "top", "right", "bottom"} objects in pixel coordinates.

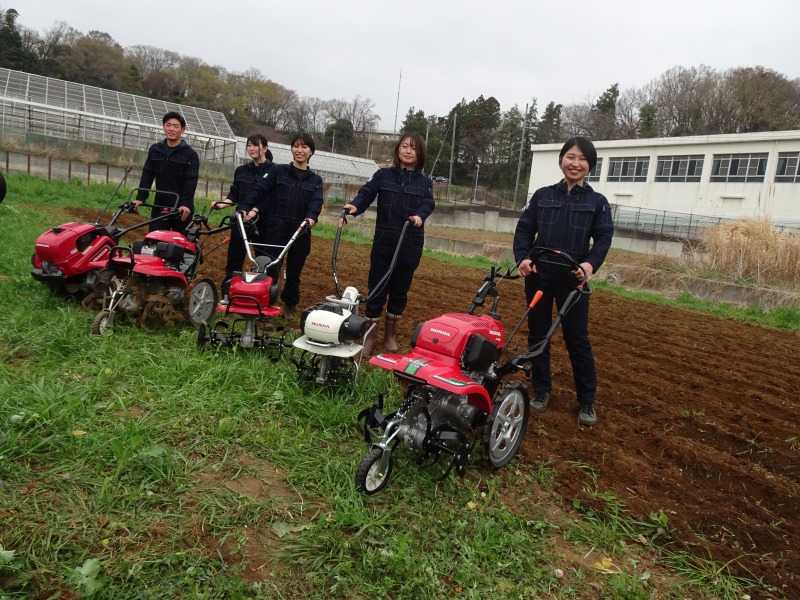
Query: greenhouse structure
[
  {"left": 237, "top": 139, "right": 378, "bottom": 185},
  {"left": 0, "top": 67, "right": 380, "bottom": 183},
  {"left": 0, "top": 67, "right": 239, "bottom": 163}
]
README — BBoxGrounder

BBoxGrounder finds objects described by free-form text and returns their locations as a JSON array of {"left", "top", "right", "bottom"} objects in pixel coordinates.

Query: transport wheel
[
  {"left": 185, "top": 278, "right": 218, "bottom": 325},
  {"left": 483, "top": 381, "right": 529, "bottom": 468},
  {"left": 82, "top": 275, "right": 122, "bottom": 310},
  {"left": 91, "top": 310, "right": 115, "bottom": 336},
  {"left": 355, "top": 447, "right": 393, "bottom": 495}
]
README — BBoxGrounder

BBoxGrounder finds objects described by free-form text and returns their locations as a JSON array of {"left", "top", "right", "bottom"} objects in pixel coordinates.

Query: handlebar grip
[{"left": 529, "top": 290, "right": 544, "bottom": 309}]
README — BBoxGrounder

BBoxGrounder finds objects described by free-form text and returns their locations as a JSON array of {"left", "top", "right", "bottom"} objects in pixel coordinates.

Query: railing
[
  {"left": 610, "top": 205, "right": 800, "bottom": 240},
  {"left": 0, "top": 149, "right": 360, "bottom": 205}
]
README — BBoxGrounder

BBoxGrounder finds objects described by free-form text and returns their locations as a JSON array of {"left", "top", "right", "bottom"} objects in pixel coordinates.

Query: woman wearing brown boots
[{"left": 343, "top": 131, "right": 435, "bottom": 354}]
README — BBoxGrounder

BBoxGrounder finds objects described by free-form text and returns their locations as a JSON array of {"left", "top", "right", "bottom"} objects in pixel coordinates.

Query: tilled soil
[{"left": 70, "top": 209, "right": 800, "bottom": 598}]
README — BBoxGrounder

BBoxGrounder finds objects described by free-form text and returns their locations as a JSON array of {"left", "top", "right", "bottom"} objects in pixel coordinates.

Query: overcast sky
[{"left": 17, "top": 0, "right": 800, "bottom": 131}]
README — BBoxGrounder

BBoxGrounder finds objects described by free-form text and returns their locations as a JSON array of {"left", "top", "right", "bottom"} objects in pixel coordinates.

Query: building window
[
  {"left": 655, "top": 155, "right": 704, "bottom": 182},
  {"left": 710, "top": 153, "right": 768, "bottom": 183},
  {"left": 606, "top": 157, "right": 649, "bottom": 182},
  {"left": 585, "top": 157, "right": 603, "bottom": 183},
  {"left": 775, "top": 152, "right": 800, "bottom": 183}
]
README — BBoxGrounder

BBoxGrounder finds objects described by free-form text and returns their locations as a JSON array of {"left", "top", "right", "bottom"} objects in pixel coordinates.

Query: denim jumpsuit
[
  {"left": 350, "top": 167, "right": 435, "bottom": 318},
  {"left": 240, "top": 164, "right": 324, "bottom": 309},
  {"left": 136, "top": 139, "right": 199, "bottom": 232},
  {"left": 512, "top": 181, "right": 614, "bottom": 404},
  {"left": 220, "top": 160, "right": 274, "bottom": 296}
]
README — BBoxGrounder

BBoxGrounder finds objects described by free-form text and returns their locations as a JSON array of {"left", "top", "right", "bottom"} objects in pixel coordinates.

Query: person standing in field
[
  {"left": 212, "top": 134, "right": 275, "bottom": 301},
  {"left": 343, "top": 131, "right": 435, "bottom": 354},
  {"left": 513, "top": 136, "right": 614, "bottom": 427},
  {"left": 133, "top": 111, "right": 199, "bottom": 232},
  {"left": 238, "top": 133, "right": 323, "bottom": 316}
]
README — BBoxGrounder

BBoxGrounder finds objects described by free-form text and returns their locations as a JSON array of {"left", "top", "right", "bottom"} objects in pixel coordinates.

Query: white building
[{"left": 528, "top": 131, "right": 800, "bottom": 226}]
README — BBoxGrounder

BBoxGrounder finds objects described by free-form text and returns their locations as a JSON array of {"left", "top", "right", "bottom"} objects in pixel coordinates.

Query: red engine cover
[
  {"left": 34, "top": 222, "right": 100, "bottom": 262},
  {"left": 220, "top": 274, "right": 281, "bottom": 317},
  {"left": 413, "top": 313, "right": 504, "bottom": 360},
  {"left": 143, "top": 230, "right": 197, "bottom": 253}
]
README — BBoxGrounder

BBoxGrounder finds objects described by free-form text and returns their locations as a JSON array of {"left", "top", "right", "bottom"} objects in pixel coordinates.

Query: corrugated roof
[{"left": 235, "top": 138, "right": 378, "bottom": 184}]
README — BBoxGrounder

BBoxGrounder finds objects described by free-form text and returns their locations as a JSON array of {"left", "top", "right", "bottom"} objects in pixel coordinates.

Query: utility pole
[
  {"left": 472, "top": 161, "right": 481, "bottom": 203},
  {"left": 513, "top": 102, "right": 529, "bottom": 211},
  {"left": 446, "top": 112, "right": 456, "bottom": 203},
  {"left": 331, "top": 128, "right": 336, "bottom": 154},
  {"left": 393, "top": 66, "right": 402, "bottom": 134}
]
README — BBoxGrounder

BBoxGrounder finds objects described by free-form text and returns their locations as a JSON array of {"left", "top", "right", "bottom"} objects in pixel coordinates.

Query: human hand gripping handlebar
[{"left": 506, "top": 248, "right": 591, "bottom": 365}]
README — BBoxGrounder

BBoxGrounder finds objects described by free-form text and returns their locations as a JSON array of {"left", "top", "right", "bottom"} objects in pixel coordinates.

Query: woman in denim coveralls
[
  {"left": 239, "top": 133, "right": 324, "bottom": 316},
  {"left": 344, "top": 132, "right": 435, "bottom": 354},
  {"left": 513, "top": 137, "right": 614, "bottom": 426},
  {"left": 212, "top": 133, "right": 275, "bottom": 300}
]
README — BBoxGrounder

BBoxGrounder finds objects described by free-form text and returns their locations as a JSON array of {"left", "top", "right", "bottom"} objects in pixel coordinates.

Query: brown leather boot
[
  {"left": 383, "top": 313, "right": 400, "bottom": 352},
  {"left": 362, "top": 318, "right": 379, "bottom": 355}
]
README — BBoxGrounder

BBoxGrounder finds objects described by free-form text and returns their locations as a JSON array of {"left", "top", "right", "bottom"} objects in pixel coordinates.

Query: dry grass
[{"left": 691, "top": 219, "right": 800, "bottom": 289}]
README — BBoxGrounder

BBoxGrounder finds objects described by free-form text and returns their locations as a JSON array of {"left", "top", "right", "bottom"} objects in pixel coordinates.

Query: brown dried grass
[{"left": 697, "top": 218, "right": 800, "bottom": 288}]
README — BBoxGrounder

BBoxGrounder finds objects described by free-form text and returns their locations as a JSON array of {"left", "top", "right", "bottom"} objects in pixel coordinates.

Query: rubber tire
[
  {"left": 186, "top": 278, "right": 218, "bottom": 325},
  {"left": 0, "top": 171, "right": 6, "bottom": 203},
  {"left": 484, "top": 381, "right": 529, "bottom": 468},
  {"left": 91, "top": 310, "right": 114, "bottom": 336},
  {"left": 355, "top": 447, "right": 393, "bottom": 495}
]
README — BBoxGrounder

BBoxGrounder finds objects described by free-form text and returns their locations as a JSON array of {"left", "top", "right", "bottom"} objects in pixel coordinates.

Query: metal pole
[
  {"left": 472, "top": 162, "right": 480, "bottom": 203},
  {"left": 393, "top": 67, "right": 402, "bottom": 134},
  {"left": 446, "top": 112, "right": 456, "bottom": 203},
  {"left": 513, "top": 103, "right": 529, "bottom": 211}
]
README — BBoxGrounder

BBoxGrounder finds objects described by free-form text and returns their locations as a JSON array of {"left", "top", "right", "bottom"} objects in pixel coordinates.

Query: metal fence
[
  {"left": 610, "top": 205, "right": 800, "bottom": 240},
  {"left": 0, "top": 149, "right": 360, "bottom": 205}
]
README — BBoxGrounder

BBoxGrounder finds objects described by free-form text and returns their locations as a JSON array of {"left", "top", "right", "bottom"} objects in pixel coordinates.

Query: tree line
[{"left": 2, "top": 6, "right": 799, "bottom": 195}]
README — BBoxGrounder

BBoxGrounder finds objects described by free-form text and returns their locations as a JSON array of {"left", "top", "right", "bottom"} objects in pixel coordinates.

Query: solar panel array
[
  {"left": 0, "top": 67, "right": 237, "bottom": 162},
  {"left": 0, "top": 68, "right": 381, "bottom": 180}
]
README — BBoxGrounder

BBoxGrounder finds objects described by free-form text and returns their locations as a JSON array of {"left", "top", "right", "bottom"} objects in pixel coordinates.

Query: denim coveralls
[
  {"left": 221, "top": 160, "right": 275, "bottom": 296},
  {"left": 136, "top": 139, "right": 200, "bottom": 232},
  {"left": 240, "top": 163, "right": 324, "bottom": 309},
  {"left": 513, "top": 180, "right": 614, "bottom": 404},
  {"left": 350, "top": 167, "right": 435, "bottom": 318}
]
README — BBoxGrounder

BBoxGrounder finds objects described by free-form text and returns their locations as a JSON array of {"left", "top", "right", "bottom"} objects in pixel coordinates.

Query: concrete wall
[{"left": 351, "top": 205, "right": 682, "bottom": 259}]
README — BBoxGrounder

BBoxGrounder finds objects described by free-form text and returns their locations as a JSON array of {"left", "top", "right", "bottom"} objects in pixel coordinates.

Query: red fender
[{"left": 370, "top": 351, "right": 493, "bottom": 413}]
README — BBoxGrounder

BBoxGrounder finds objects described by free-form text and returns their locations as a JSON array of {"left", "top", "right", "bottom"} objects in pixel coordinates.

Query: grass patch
[{"left": 0, "top": 173, "right": 768, "bottom": 597}]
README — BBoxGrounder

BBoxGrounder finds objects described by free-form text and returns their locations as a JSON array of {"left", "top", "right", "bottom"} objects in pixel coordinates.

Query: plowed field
[{"left": 73, "top": 209, "right": 800, "bottom": 598}]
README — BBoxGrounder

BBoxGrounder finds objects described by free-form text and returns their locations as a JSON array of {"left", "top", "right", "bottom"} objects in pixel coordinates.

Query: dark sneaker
[
  {"left": 284, "top": 305, "right": 296, "bottom": 318},
  {"left": 578, "top": 403, "right": 597, "bottom": 426},
  {"left": 531, "top": 391, "right": 550, "bottom": 413}
]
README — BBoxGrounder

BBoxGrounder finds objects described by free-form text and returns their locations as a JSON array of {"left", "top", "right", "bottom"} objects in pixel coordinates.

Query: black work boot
[
  {"left": 578, "top": 402, "right": 597, "bottom": 426},
  {"left": 531, "top": 391, "right": 551, "bottom": 413}
]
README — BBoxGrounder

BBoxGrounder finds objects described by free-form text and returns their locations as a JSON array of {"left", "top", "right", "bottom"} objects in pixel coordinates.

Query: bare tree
[
  {"left": 345, "top": 95, "right": 380, "bottom": 132},
  {"left": 615, "top": 87, "right": 647, "bottom": 138},
  {"left": 323, "top": 98, "right": 348, "bottom": 126},
  {"left": 125, "top": 45, "right": 181, "bottom": 79},
  {"left": 286, "top": 96, "right": 327, "bottom": 134}
]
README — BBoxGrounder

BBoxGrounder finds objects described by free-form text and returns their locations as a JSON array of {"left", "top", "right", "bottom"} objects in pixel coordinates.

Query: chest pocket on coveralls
[
  {"left": 169, "top": 154, "right": 189, "bottom": 176},
  {"left": 235, "top": 174, "right": 255, "bottom": 201},
  {"left": 536, "top": 195, "right": 564, "bottom": 244},
  {"left": 274, "top": 177, "right": 296, "bottom": 218},
  {"left": 379, "top": 181, "right": 400, "bottom": 207},
  {"left": 402, "top": 185, "right": 424, "bottom": 211},
  {"left": 568, "top": 203, "right": 596, "bottom": 243},
  {"left": 150, "top": 155, "right": 165, "bottom": 174}
]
